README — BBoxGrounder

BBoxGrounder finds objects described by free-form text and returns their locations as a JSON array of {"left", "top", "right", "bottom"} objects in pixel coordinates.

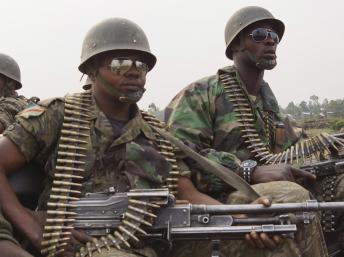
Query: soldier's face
[
  {"left": 97, "top": 52, "right": 147, "bottom": 94},
  {"left": 243, "top": 21, "right": 278, "bottom": 70},
  {"left": 0, "top": 75, "right": 6, "bottom": 96}
]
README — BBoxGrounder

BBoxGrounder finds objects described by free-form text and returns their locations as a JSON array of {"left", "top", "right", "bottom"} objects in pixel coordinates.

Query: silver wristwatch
[{"left": 239, "top": 159, "right": 257, "bottom": 184}]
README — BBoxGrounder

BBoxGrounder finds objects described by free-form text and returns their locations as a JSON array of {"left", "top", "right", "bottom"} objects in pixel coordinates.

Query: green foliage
[
  {"left": 281, "top": 96, "right": 344, "bottom": 120},
  {"left": 147, "top": 103, "right": 164, "bottom": 121},
  {"left": 332, "top": 119, "right": 344, "bottom": 131}
]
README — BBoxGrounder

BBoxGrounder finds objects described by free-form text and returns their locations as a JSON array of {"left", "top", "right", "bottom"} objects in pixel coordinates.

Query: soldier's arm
[
  {"left": 165, "top": 80, "right": 242, "bottom": 195},
  {"left": 0, "top": 99, "right": 64, "bottom": 250},
  {"left": 0, "top": 137, "right": 43, "bottom": 250}
]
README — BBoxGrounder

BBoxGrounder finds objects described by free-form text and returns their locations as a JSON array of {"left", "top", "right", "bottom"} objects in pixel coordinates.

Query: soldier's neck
[
  {"left": 235, "top": 63, "right": 264, "bottom": 96},
  {"left": 93, "top": 89, "right": 131, "bottom": 122}
]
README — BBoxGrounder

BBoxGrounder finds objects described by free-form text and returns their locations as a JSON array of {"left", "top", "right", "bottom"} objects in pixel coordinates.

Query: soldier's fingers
[
  {"left": 259, "top": 233, "right": 277, "bottom": 249},
  {"left": 57, "top": 249, "right": 74, "bottom": 257},
  {"left": 71, "top": 229, "right": 93, "bottom": 244},
  {"left": 249, "top": 231, "right": 265, "bottom": 249},
  {"left": 290, "top": 166, "right": 316, "bottom": 180},
  {"left": 245, "top": 233, "right": 256, "bottom": 248},
  {"left": 272, "top": 235, "right": 283, "bottom": 245},
  {"left": 62, "top": 237, "right": 79, "bottom": 256},
  {"left": 253, "top": 196, "right": 272, "bottom": 206}
]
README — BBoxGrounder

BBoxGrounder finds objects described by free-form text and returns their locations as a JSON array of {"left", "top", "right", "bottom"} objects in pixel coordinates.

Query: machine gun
[
  {"left": 54, "top": 188, "right": 344, "bottom": 257},
  {"left": 301, "top": 158, "right": 344, "bottom": 177}
]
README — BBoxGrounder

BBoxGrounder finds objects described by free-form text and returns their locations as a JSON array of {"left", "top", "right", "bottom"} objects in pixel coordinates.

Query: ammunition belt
[
  {"left": 219, "top": 72, "right": 344, "bottom": 231},
  {"left": 41, "top": 91, "right": 92, "bottom": 256},
  {"left": 219, "top": 72, "right": 344, "bottom": 165},
  {"left": 141, "top": 111, "right": 181, "bottom": 196},
  {"left": 41, "top": 92, "right": 180, "bottom": 257},
  {"left": 263, "top": 111, "right": 275, "bottom": 151},
  {"left": 219, "top": 72, "right": 272, "bottom": 160},
  {"left": 319, "top": 175, "right": 336, "bottom": 232}
]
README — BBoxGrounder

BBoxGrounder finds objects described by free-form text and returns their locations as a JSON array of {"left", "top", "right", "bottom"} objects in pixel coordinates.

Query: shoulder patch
[{"left": 17, "top": 104, "right": 46, "bottom": 118}]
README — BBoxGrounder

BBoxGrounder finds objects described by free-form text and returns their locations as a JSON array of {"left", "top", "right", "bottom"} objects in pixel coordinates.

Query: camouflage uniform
[
  {"left": 0, "top": 96, "right": 31, "bottom": 132},
  {"left": 165, "top": 65, "right": 328, "bottom": 257},
  {"left": 4, "top": 93, "right": 180, "bottom": 257},
  {"left": 166, "top": 65, "right": 295, "bottom": 199},
  {"left": 0, "top": 209, "right": 18, "bottom": 245}
]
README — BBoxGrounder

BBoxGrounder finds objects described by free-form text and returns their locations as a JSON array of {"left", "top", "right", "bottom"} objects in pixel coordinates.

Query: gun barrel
[
  {"left": 168, "top": 224, "right": 297, "bottom": 240},
  {"left": 190, "top": 201, "right": 344, "bottom": 214}
]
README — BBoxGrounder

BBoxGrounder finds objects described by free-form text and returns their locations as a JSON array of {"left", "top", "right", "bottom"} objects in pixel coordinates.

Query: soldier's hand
[
  {"left": 56, "top": 229, "right": 94, "bottom": 257},
  {"left": 251, "top": 164, "right": 316, "bottom": 184},
  {"left": 245, "top": 196, "right": 283, "bottom": 249},
  {"left": 245, "top": 231, "right": 282, "bottom": 249},
  {"left": 24, "top": 209, "right": 45, "bottom": 251}
]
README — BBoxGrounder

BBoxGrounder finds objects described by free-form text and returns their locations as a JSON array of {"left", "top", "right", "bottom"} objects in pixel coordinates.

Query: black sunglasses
[{"left": 249, "top": 28, "right": 280, "bottom": 44}]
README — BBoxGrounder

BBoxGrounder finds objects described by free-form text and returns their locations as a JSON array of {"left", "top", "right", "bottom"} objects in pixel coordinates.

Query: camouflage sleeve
[
  {"left": 165, "top": 76, "right": 241, "bottom": 196},
  {"left": 165, "top": 76, "right": 223, "bottom": 149},
  {"left": 0, "top": 210, "right": 18, "bottom": 245},
  {"left": 3, "top": 98, "right": 64, "bottom": 162},
  {"left": 0, "top": 97, "right": 29, "bottom": 130}
]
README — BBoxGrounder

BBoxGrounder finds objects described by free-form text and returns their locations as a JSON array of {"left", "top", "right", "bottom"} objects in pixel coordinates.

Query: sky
[{"left": 1, "top": 0, "right": 344, "bottom": 110}]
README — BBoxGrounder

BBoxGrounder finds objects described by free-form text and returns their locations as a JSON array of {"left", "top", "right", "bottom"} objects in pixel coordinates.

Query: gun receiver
[{"left": 69, "top": 189, "right": 344, "bottom": 240}]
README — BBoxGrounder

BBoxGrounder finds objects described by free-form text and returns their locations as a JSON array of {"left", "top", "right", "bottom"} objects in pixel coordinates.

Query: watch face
[{"left": 241, "top": 159, "right": 257, "bottom": 168}]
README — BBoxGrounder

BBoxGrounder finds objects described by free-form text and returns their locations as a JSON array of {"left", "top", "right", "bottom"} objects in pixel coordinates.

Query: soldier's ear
[
  {"left": 84, "top": 58, "right": 99, "bottom": 80},
  {"left": 230, "top": 37, "right": 241, "bottom": 56},
  {"left": 4, "top": 80, "right": 17, "bottom": 97}
]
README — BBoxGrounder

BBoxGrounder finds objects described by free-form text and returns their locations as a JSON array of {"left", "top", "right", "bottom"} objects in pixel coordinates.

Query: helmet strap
[{"left": 95, "top": 73, "right": 145, "bottom": 104}]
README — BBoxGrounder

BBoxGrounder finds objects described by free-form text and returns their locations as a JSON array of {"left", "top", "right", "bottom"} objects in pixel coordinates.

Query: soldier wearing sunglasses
[
  {"left": 0, "top": 17, "right": 180, "bottom": 257},
  {"left": 0, "top": 16, "right": 289, "bottom": 257},
  {"left": 166, "top": 6, "right": 329, "bottom": 257}
]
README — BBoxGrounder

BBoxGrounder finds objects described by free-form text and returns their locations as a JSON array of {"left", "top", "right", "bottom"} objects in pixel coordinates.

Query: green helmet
[
  {"left": 224, "top": 6, "right": 285, "bottom": 59},
  {"left": 0, "top": 53, "right": 22, "bottom": 89},
  {"left": 78, "top": 18, "right": 156, "bottom": 74}
]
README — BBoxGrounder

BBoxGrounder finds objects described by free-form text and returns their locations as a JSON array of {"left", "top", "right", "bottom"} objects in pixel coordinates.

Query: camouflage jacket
[
  {"left": 0, "top": 209, "right": 17, "bottom": 244},
  {"left": 0, "top": 96, "right": 31, "bottom": 132},
  {"left": 165, "top": 65, "right": 299, "bottom": 199},
  {"left": 4, "top": 93, "right": 178, "bottom": 210}
]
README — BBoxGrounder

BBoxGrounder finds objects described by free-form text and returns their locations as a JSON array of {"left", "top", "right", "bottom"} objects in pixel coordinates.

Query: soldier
[
  {"left": 0, "top": 53, "right": 38, "bottom": 133},
  {"left": 0, "top": 208, "right": 33, "bottom": 257},
  {"left": 0, "top": 17, "right": 275, "bottom": 257},
  {"left": 166, "top": 6, "right": 329, "bottom": 257}
]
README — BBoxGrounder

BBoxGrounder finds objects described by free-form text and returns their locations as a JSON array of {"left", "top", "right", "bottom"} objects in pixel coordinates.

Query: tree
[
  {"left": 285, "top": 101, "right": 300, "bottom": 117},
  {"left": 147, "top": 102, "right": 164, "bottom": 121},
  {"left": 299, "top": 101, "right": 309, "bottom": 113},
  {"left": 309, "top": 95, "right": 321, "bottom": 116},
  {"left": 148, "top": 103, "right": 158, "bottom": 112}
]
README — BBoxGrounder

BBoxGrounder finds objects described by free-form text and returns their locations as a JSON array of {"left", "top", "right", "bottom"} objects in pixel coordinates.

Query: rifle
[{"left": 64, "top": 189, "right": 344, "bottom": 256}]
